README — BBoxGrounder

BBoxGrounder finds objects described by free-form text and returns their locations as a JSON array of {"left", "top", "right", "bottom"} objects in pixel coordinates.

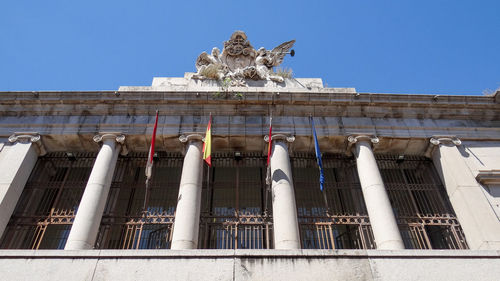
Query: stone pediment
[{"left": 192, "top": 31, "right": 295, "bottom": 86}]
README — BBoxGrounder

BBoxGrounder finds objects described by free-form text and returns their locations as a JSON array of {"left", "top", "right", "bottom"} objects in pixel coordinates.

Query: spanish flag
[{"left": 202, "top": 114, "right": 212, "bottom": 166}]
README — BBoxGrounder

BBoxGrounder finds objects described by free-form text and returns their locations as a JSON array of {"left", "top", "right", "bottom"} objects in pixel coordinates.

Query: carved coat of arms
[{"left": 193, "top": 31, "right": 295, "bottom": 86}]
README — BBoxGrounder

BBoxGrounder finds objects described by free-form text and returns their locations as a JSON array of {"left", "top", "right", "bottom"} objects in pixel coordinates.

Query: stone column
[
  {"left": 348, "top": 135, "right": 405, "bottom": 250},
  {"left": 171, "top": 134, "right": 204, "bottom": 249},
  {"left": 430, "top": 136, "right": 500, "bottom": 249},
  {"left": 65, "top": 134, "right": 125, "bottom": 250},
  {"left": 267, "top": 134, "right": 301, "bottom": 249},
  {"left": 0, "top": 133, "right": 45, "bottom": 239}
]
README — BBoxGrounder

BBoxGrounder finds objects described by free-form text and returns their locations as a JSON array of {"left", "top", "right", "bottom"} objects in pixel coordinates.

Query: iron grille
[
  {"left": 199, "top": 152, "right": 274, "bottom": 249},
  {"left": 95, "top": 152, "right": 181, "bottom": 249},
  {"left": 0, "top": 152, "right": 95, "bottom": 249},
  {"left": 293, "top": 153, "right": 376, "bottom": 249},
  {"left": 377, "top": 155, "right": 468, "bottom": 249},
  {"left": 293, "top": 153, "right": 468, "bottom": 250}
]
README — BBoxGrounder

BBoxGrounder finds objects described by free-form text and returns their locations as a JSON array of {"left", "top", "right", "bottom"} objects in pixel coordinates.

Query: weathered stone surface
[
  {"left": 190, "top": 31, "right": 296, "bottom": 85},
  {"left": 1, "top": 250, "right": 500, "bottom": 281}
]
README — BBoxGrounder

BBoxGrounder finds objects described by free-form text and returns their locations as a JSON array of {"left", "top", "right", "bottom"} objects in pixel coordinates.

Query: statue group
[{"left": 193, "top": 31, "right": 295, "bottom": 86}]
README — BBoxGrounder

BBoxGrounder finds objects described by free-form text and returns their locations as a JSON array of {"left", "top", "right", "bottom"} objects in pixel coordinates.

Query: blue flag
[{"left": 310, "top": 116, "right": 325, "bottom": 191}]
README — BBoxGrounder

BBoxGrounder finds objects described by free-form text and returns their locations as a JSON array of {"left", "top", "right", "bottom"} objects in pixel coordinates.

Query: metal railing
[
  {"left": 96, "top": 212, "right": 175, "bottom": 249},
  {"left": 0, "top": 151, "right": 469, "bottom": 250}
]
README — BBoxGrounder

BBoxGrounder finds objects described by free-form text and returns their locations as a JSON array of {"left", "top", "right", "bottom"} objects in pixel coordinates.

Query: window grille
[
  {"left": 293, "top": 154, "right": 468, "bottom": 250},
  {"left": 0, "top": 152, "right": 95, "bottom": 249},
  {"left": 377, "top": 155, "right": 468, "bottom": 249},
  {"left": 95, "top": 152, "right": 182, "bottom": 249},
  {"left": 199, "top": 152, "right": 273, "bottom": 249},
  {"left": 292, "top": 153, "right": 375, "bottom": 249}
]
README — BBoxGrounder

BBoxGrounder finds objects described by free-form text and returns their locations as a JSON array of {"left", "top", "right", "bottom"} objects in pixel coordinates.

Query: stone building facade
[{"left": 1, "top": 74, "right": 500, "bottom": 280}]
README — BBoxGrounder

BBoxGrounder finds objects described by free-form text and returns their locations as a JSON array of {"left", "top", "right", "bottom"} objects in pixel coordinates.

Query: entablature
[{"left": 0, "top": 90, "right": 498, "bottom": 121}]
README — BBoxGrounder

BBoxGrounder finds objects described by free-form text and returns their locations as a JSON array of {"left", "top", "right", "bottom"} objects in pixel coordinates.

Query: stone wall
[
  {"left": 461, "top": 141, "right": 500, "bottom": 221},
  {"left": 0, "top": 250, "right": 499, "bottom": 281}
]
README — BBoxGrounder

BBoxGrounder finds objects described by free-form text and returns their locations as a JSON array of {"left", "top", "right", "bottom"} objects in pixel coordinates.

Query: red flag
[
  {"left": 145, "top": 110, "right": 159, "bottom": 180},
  {"left": 202, "top": 114, "right": 212, "bottom": 166}
]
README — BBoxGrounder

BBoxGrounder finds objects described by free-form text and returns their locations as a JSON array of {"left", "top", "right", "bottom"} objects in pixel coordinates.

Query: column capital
[
  {"left": 429, "top": 135, "right": 462, "bottom": 146},
  {"left": 346, "top": 135, "right": 379, "bottom": 156},
  {"left": 93, "top": 133, "right": 125, "bottom": 144},
  {"left": 8, "top": 132, "right": 47, "bottom": 156},
  {"left": 347, "top": 134, "right": 379, "bottom": 145},
  {"left": 93, "top": 133, "right": 128, "bottom": 155},
  {"left": 264, "top": 133, "right": 295, "bottom": 143},
  {"left": 179, "top": 134, "right": 203, "bottom": 143}
]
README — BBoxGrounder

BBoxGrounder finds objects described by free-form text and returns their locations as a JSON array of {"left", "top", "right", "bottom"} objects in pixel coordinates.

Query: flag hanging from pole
[
  {"left": 310, "top": 116, "right": 325, "bottom": 191},
  {"left": 265, "top": 115, "right": 273, "bottom": 185},
  {"left": 202, "top": 114, "right": 212, "bottom": 166},
  {"left": 145, "top": 110, "right": 159, "bottom": 180}
]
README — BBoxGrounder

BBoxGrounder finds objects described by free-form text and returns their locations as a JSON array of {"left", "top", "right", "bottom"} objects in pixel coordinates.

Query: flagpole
[
  {"left": 206, "top": 159, "right": 210, "bottom": 211},
  {"left": 264, "top": 109, "right": 273, "bottom": 216},
  {"left": 202, "top": 112, "right": 212, "bottom": 217},
  {"left": 143, "top": 109, "right": 159, "bottom": 216},
  {"left": 310, "top": 114, "right": 330, "bottom": 214},
  {"left": 143, "top": 178, "right": 150, "bottom": 213},
  {"left": 322, "top": 182, "right": 330, "bottom": 215}
]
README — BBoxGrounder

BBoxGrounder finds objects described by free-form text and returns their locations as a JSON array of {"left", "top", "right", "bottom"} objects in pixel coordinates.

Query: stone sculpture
[{"left": 193, "top": 31, "right": 295, "bottom": 86}]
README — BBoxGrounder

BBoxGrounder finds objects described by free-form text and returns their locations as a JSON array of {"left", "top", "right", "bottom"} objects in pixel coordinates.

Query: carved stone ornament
[
  {"left": 93, "top": 133, "right": 128, "bottom": 155},
  {"left": 8, "top": 133, "right": 41, "bottom": 144},
  {"left": 347, "top": 135, "right": 380, "bottom": 145},
  {"left": 93, "top": 133, "right": 126, "bottom": 144},
  {"left": 8, "top": 132, "right": 47, "bottom": 156},
  {"left": 179, "top": 134, "right": 203, "bottom": 143},
  {"left": 346, "top": 135, "right": 379, "bottom": 156},
  {"left": 264, "top": 133, "right": 295, "bottom": 143},
  {"left": 192, "top": 31, "right": 295, "bottom": 86},
  {"left": 429, "top": 136, "right": 462, "bottom": 146}
]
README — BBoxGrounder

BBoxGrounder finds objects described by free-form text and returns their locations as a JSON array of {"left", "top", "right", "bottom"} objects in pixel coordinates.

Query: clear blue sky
[{"left": 1, "top": 0, "right": 499, "bottom": 95}]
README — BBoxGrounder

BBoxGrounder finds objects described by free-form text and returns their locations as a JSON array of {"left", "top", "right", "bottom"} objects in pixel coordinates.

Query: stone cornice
[
  {"left": 0, "top": 90, "right": 496, "bottom": 108},
  {"left": 1, "top": 89, "right": 498, "bottom": 123}
]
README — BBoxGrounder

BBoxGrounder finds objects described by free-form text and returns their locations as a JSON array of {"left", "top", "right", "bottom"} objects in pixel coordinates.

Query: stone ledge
[
  {"left": 0, "top": 91, "right": 496, "bottom": 108},
  {"left": 476, "top": 170, "right": 500, "bottom": 185},
  {"left": 1, "top": 249, "right": 499, "bottom": 259}
]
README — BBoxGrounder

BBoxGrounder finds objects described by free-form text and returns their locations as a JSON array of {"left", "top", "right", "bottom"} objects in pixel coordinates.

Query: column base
[
  {"left": 377, "top": 239, "right": 405, "bottom": 250},
  {"left": 65, "top": 240, "right": 93, "bottom": 250},
  {"left": 171, "top": 240, "right": 197, "bottom": 250},
  {"left": 275, "top": 240, "right": 301, "bottom": 250}
]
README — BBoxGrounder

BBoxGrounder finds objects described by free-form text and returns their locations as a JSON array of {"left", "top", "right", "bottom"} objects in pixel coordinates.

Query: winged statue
[
  {"left": 192, "top": 47, "right": 228, "bottom": 81},
  {"left": 255, "top": 40, "right": 295, "bottom": 82},
  {"left": 192, "top": 31, "right": 295, "bottom": 85}
]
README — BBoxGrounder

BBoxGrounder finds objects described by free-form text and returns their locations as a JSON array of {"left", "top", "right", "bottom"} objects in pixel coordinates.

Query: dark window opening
[
  {"left": 199, "top": 152, "right": 273, "bottom": 249},
  {"left": 0, "top": 152, "right": 95, "bottom": 249},
  {"left": 377, "top": 155, "right": 468, "bottom": 249},
  {"left": 293, "top": 153, "right": 375, "bottom": 250},
  {"left": 95, "top": 152, "right": 182, "bottom": 249}
]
